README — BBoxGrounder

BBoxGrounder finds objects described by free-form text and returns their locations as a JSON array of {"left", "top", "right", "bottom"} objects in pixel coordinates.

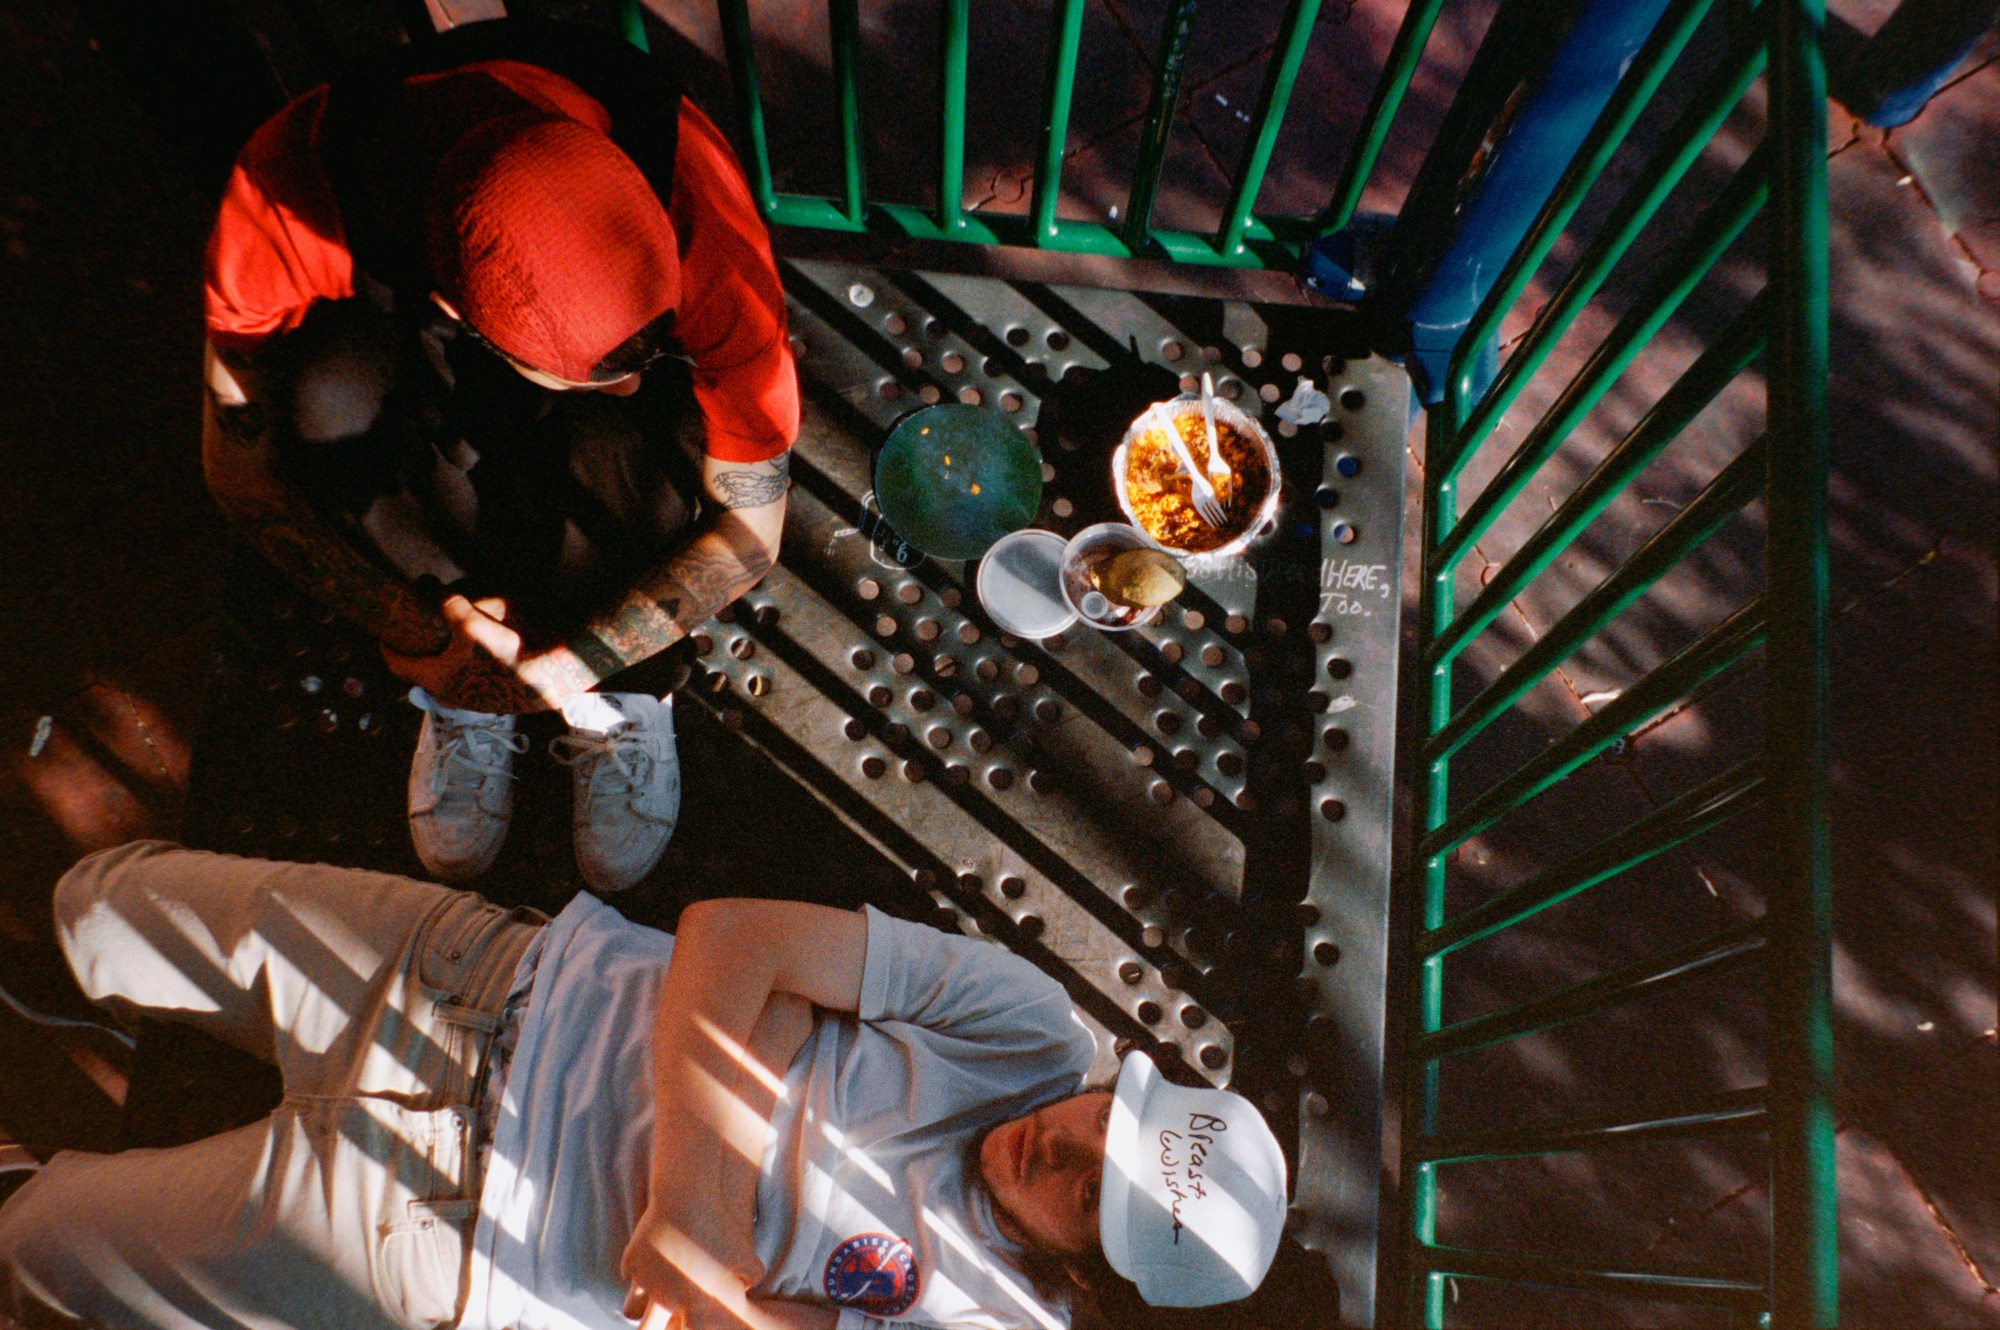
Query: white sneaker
[
  {"left": 407, "top": 687, "right": 528, "bottom": 881},
  {"left": 552, "top": 692, "right": 681, "bottom": 894}
]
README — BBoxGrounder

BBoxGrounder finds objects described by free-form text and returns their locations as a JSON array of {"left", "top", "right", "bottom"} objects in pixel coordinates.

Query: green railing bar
[
  {"left": 758, "top": 192, "right": 1314, "bottom": 267},
  {"left": 1420, "top": 759, "right": 1764, "bottom": 959},
  {"left": 830, "top": 0, "right": 865, "bottom": 226},
  {"left": 1764, "top": 1, "right": 1837, "bottom": 1324},
  {"left": 1429, "top": 435, "right": 1769, "bottom": 763},
  {"left": 1421, "top": 599, "right": 1767, "bottom": 860},
  {"left": 1439, "top": 43, "right": 1768, "bottom": 492},
  {"left": 1122, "top": 0, "right": 1199, "bottom": 254},
  {"left": 1428, "top": 298, "right": 1769, "bottom": 676},
  {"left": 1414, "top": 918, "right": 1768, "bottom": 1061},
  {"left": 1443, "top": 0, "right": 1738, "bottom": 416},
  {"left": 1429, "top": 154, "right": 1768, "bottom": 577},
  {"left": 1320, "top": 0, "right": 1448, "bottom": 231},
  {"left": 1418, "top": 1244, "right": 1766, "bottom": 1310},
  {"left": 613, "top": 0, "right": 649, "bottom": 52},
  {"left": 1031, "top": 0, "right": 1089, "bottom": 244},
  {"left": 938, "top": 0, "right": 970, "bottom": 233},
  {"left": 716, "top": 0, "right": 778, "bottom": 216},
  {"left": 1417, "top": 1086, "right": 1767, "bottom": 1162},
  {"left": 1216, "top": 0, "right": 1323, "bottom": 258}
]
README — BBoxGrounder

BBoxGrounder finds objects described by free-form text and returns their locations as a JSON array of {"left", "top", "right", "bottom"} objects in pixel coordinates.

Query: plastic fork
[
  {"left": 1199, "top": 372, "right": 1233, "bottom": 501},
  {"left": 1146, "top": 404, "right": 1228, "bottom": 528}
]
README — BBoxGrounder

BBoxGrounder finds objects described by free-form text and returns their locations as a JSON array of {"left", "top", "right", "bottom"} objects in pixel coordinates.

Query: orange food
[{"left": 1122, "top": 409, "right": 1270, "bottom": 553}]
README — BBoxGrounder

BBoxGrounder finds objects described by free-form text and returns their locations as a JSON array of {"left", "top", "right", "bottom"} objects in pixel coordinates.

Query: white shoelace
[
  {"left": 429, "top": 719, "right": 529, "bottom": 802},
  {"left": 550, "top": 727, "right": 674, "bottom": 824}
]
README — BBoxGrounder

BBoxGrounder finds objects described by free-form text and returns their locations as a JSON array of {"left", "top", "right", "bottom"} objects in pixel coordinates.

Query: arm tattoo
[
  {"left": 206, "top": 386, "right": 451, "bottom": 657},
  {"left": 576, "top": 517, "right": 774, "bottom": 673},
  {"left": 708, "top": 453, "right": 791, "bottom": 510}
]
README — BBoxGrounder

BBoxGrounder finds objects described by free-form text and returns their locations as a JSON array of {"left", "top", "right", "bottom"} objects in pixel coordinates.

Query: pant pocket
[{"left": 376, "top": 1206, "right": 464, "bottom": 1330}]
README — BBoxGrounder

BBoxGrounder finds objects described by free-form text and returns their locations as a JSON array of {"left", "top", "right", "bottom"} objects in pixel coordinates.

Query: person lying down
[{"left": 0, "top": 841, "right": 1288, "bottom": 1330}]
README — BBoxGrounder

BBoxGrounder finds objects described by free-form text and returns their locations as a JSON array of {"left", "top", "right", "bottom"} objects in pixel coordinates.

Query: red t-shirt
[{"left": 204, "top": 62, "right": 797, "bottom": 463}]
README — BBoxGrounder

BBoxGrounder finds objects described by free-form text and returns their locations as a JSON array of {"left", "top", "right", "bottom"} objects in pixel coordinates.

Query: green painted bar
[
  {"left": 1030, "top": 0, "right": 1089, "bottom": 244},
  {"left": 1430, "top": 158, "right": 1768, "bottom": 577},
  {"left": 716, "top": 0, "right": 777, "bottom": 215},
  {"left": 1429, "top": 437, "right": 1769, "bottom": 762},
  {"left": 1429, "top": 300, "right": 1769, "bottom": 675},
  {"left": 1444, "top": 0, "right": 1728, "bottom": 414},
  {"left": 1321, "top": 0, "right": 1449, "bottom": 230},
  {"left": 1418, "top": 1245, "right": 1767, "bottom": 1310},
  {"left": 1122, "top": 0, "right": 1199, "bottom": 254},
  {"left": 1441, "top": 47, "right": 1767, "bottom": 486},
  {"left": 613, "top": 0, "right": 648, "bottom": 53},
  {"left": 1419, "top": 761, "right": 1764, "bottom": 959},
  {"left": 1764, "top": 1, "right": 1838, "bottom": 1323},
  {"left": 1216, "top": 0, "right": 1324, "bottom": 257},
  {"left": 939, "top": 0, "right": 970, "bottom": 233},
  {"left": 1415, "top": 919, "right": 1768, "bottom": 1061},
  {"left": 830, "top": 0, "right": 865, "bottom": 226},
  {"left": 1421, "top": 599, "right": 1767, "bottom": 860},
  {"left": 1417, "top": 1086, "right": 1766, "bottom": 1162}
]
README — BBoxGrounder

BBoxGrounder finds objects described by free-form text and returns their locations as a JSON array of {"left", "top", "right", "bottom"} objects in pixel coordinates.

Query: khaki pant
[{"left": 0, "top": 842, "right": 543, "bottom": 1330}]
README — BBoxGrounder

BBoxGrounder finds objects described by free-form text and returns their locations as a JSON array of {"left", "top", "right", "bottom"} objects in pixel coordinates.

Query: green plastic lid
[{"left": 873, "top": 404, "right": 1043, "bottom": 562}]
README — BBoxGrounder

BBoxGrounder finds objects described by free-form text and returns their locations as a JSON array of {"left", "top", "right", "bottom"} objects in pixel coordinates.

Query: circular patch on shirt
[{"left": 822, "top": 1232, "right": 921, "bottom": 1317}]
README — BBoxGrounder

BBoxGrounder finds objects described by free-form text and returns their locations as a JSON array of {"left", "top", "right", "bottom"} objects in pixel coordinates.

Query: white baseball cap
[{"left": 1098, "top": 1051, "right": 1288, "bottom": 1307}]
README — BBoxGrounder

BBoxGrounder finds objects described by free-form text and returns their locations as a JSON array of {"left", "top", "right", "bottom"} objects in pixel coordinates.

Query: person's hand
[
  {"left": 620, "top": 1194, "right": 775, "bottom": 1330},
  {"left": 381, "top": 594, "right": 581, "bottom": 714}
]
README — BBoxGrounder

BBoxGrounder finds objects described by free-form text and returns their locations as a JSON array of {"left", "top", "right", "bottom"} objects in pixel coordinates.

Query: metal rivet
[
  {"left": 1297, "top": 901, "right": 1322, "bottom": 926},
  {"left": 844, "top": 719, "right": 867, "bottom": 741},
  {"left": 1155, "top": 711, "right": 1182, "bottom": 736},
  {"left": 746, "top": 674, "right": 771, "bottom": 697},
  {"left": 897, "top": 583, "right": 923, "bottom": 605},
  {"left": 1123, "top": 883, "right": 1153, "bottom": 908},
  {"left": 878, "top": 380, "right": 902, "bottom": 401},
  {"left": 976, "top": 658, "right": 1000, "bottom": 681},
  {"left": 1118, "top": 960, "right": 1143, "bottom": 985},
  {"left": 1306, "top": 1092, "right": 1330, "bottom": 1117},
  {"left": 1192, "top": 787, "right": 1216, "bottom": 807},
  {"left": 1179, "top": 374, "right": 1198, "bottom": 392},
  {"left": 1234, "top": 789, "right": 1258, "bottom": 811},
  {"left": 1016, "top": 663, "right": 1040, "bottom": 686},
  {"left": 885, "top": 722, "right": 910, "bottom": 746},
  {"left": 909, "top": 688, "right": 936, "bottom": 711},
  {"left": 1325, "top": 657, "right": 1353, "bottom": 680},
  {"left": 1216, "top": 751, "right": 1244, "bottom": 777},
  {"left": 1141, "top": 924, "right": 1165, "bottom": 949},
  {"left": 1016, "top": 913, "right": 1044, "bottom": 940},
  {"left": 1315, "top": 940, "right": 1341, "bottom": 966},
  {"left": 952, "top": 693, "right": 976, "bottom": 716},
  {"left": 1051, "top": 496, "right": 1074, "bottom": 518},
  {"left": 1282, "top": 351, "right": 1303, "bottom": 372},
  {"left": 1266, "top": 617, "right": 1287, "bottom": 637},
  {"left": 1159, "top": 642, "right": 1184, "bottom": 665},
  {"left": 1005, "top": 326, "right": 1031, "bottom": 348},
  {"left": 1148, "top": 780, "right": 1175, "bottom": 805},
  {"left": 729, "top": 637, "right": 754, "bottom": 660},
  {"left": 1136, "top": 673, "right": 1163, "bottom": 698},
  {"left": 941, "top": 351, "right": 966, "bottom": 374},
  {"left": 1000, "top": 875, "right": 1027, "bottom": 899},
  {"left": 1046, "top": 329, "right": 1070, "bottom": 351},
  {"left": 956, "top": 622, "right": 980, "bottom": 645},
  {"left": 1035, "top": 699, "right": 1061, "bottom": 724},
  {"left": 1200, "top": 644, "right": 1226, "bottom": 668},
  {"left": 1241, "top": 347, "right": 1263, "bottom": 368},
  {"left": 1332, "top": 521, "right": 1357, "bottom": 544},
  {"left": 1181, "top": 1005, "right": 1207, "bottom": 1029},
  {"left": 914, "top": 620, "right": 941, "bottom": 644},
  {"left": 861, "top": 754, "right": 887, "bottom": 779},
  {"left": 867, "top": 684, "right": 892, "bottom": 707},
  {"left": 1323, "top": 726, "right": 1350, "bottom": 751},
  {"left": 933, "top": 654, "right": 957, "bottom": 677},
  {"left": 903, "top": 760, "right": 926, "bottom": 782},
  {"left": 1195, "top": 714, "right": 1223, "bottom": 739},
  {"left": 720, "top": 709, "right": 744, "bottom": 731},
  {"left": 884, "top": 312, "right": 907, "bottom": 335},
  {"left": 928, "top": 727, "right": 952, "bottom": 749},
  {"left": 1308, "top": 622, "right": 1333, "bottom": 644},
  {"left": 959, "top": 872, "right": 984, "bottom": 893},
  {"left": 1199, "top": 1044, "right": 1227, "bottom": 1070},
  {"left": 1220, "top": 680, "right": 1247, "bottom": 706},
  {"left": 851, "top": 648, "right": 876, "bottom": 670},
  {"left": 1138, "top": 1000, "right": 1163, "bottom": 1024},
  {"left": 988, "top": 766, "right": 1015, "bottom": 790},
  {"left": 1339, "top": 387, "right": 1365, "bottom": 411},
  {"left": 1320, "top": 798, "right": 1347, "bottom": 822},
  {"left": 1304, "top": 760, "right": 1327, "bottom": 783},
  {"left": 1131, "top": 744, "right": 1155, "bottom": 767},
  {"left": 893, "top": 653, "right": 916, "bottom": 674},
  {"left": 1259, "top": 381, "right": 1281, "bottom": 403},
  {"left": 969, "top": 729, "right": 993, "bottom": 753},
  {"left": 1161, "top": 339, "right": 1184, "bottom": 361},
  {"left": 875, "top": 615, "right": 898, "bottom": 637},
  {"left": 958, "top": 386, "right": 982, "bottom": 406}
]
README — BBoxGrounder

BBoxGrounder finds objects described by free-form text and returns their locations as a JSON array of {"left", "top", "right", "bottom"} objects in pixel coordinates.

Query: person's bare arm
[
  {"left": 390, "top": 451, "right": 789, "bottom": 714},
  {"left": 201, "top": 339, "right": 450, "bottom": 658},
  {"left": 623, "top": 898, "right": 864, "bottom": 1330}
]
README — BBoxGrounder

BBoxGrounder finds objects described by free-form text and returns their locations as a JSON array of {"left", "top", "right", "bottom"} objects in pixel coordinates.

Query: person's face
[
  {"left": 978, "top": 1091, "right": 1113, "bottom": 1259},
  {"left": 429, "top": 294, "right": 643, "bottom": 396}
]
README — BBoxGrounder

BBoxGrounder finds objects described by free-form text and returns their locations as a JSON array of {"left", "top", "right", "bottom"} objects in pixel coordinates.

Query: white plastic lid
[{"left": 976, "top": 529, "right": 1077, "bottom": 639}]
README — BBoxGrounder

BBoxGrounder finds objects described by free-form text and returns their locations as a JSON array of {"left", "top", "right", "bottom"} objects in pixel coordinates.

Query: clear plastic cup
[
  {"left": 976, "top": 529, "right": 1077, "bottom": 639},
  {"left": 1059, "top": 523, "right": 1176, "bottom": 631}
]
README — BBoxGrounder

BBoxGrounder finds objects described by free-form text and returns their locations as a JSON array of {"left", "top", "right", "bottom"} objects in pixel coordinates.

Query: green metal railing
[
  {"left": 712, "top": 0, "right": 1449, "bottom": 266},
  {"left": 692, "top": 1, "right": 1832, "bottom": 1324},
  {"left": 1406, "top": 1, "right": 1834, "bottom": 1326}
]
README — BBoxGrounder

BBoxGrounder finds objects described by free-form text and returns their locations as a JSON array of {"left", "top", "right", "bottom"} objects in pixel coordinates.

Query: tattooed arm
[
  {"left": 201, "top": 339, "right": 451, "bottom": 658},
  {"left": 389, "top": 452, "right": 790, "bottom": 713}
]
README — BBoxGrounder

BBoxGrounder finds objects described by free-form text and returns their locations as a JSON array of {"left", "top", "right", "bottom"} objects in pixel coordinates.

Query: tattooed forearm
[
  {"left": 204, "top": 384, "right": 450, "bottom": 657},
  {"left": 572, "top": 517, "right": 775, "bottom": 674},
  {"left": 707, "top": 453, "right": 790, "bottom": 510}
]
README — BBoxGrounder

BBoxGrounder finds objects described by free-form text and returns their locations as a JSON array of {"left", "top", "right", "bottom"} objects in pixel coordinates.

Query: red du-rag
[{"left": 424, "top": 109, "right": 680, "bottom": 382}]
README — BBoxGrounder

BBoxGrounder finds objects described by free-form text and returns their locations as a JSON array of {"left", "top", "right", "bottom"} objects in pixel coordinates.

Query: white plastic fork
[
  {"left": 1199, "top": 372, "right": 1234, "bottom": 501},
  {"left": 1146, "top": 404, "right": 1227, "bottom": 528}
]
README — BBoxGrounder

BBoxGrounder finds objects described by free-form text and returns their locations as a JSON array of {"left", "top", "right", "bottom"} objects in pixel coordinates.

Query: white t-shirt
[{"left": 462, "top": 898, "right": 1095, "bottom": 1330}]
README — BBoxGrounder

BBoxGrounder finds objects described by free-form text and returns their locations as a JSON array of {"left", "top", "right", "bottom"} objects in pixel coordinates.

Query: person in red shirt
[{"left": 201, "top": 20, "right": 798, "bottom": 892}]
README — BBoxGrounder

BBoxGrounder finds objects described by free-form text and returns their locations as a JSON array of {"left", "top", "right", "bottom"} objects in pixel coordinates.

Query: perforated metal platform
[{"left": 685, "top": 261, "right": 1408, "bottom": 1319}]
